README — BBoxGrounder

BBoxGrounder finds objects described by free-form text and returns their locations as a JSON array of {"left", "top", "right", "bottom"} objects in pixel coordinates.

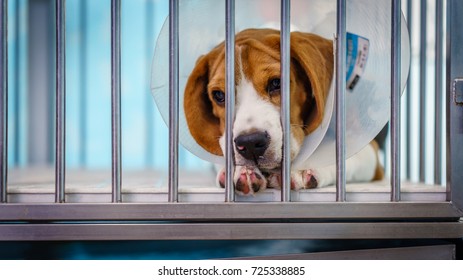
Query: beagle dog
[{"left": 184, "top": 28, "right": 383, "bottom": 196}]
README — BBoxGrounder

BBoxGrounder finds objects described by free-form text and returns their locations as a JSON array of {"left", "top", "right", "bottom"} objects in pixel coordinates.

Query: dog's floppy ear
[
  {"left": 290, "top": 32, "right": 333, "bottom": 134},
  {"left": 184, "top": 53, "right": 223, "bottom": 156}
]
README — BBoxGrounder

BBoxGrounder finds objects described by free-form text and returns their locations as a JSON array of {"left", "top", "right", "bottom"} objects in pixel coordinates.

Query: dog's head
[{"left": 184, "top": 28, "right": 333, "bottom": 171}]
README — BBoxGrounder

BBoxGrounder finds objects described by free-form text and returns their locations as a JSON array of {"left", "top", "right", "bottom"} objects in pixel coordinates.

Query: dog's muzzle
[{"left": 234, "top": 131, "right": 270, "bottom": 163}]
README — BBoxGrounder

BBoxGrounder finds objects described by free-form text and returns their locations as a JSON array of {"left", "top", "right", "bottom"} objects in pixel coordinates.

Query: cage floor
[{"left": 7, "top": 167, "right": 447, "bottom": 203}]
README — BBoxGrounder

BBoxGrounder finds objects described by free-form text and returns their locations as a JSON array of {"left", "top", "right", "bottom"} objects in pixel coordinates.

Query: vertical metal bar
[
  {"left": 13, "top": 0, "right": 19, "bottom": 166},
  {"left": 335, "top": 0, "right": 346, "bottom": 202},
  {"left": 145, "top": 0, "right": 154, "bottom": 167},
  {"left": 391, "top": 0, "right": 402, "bottom": 202},
  {"left": 48, "top": 0, "right": 55, "bottom": 165},
  {"left": 111, "top": 0, "right": 121, "bottom": 203},
  {"left": 445, "top": 0, "right": 451, "bottom": 202},
  {"left": 168, "top": 0, "right": 179, "bottom": 203},
  {"left": 419, "top": 0, "right": 427, "bottom": 182},
  {"left": 55, "top": 0, "right": 66, "bottom": 203},
  {"left": 79, "top": 0, "right": 87, "bottom": 167},
  {"left": 445, "top": 0, "right": 450, "bottom": 203},
  {"left": 434, "top": 0, "right": 443, "bottom": 185},
  {"left": 0, "top": 0, "right": 7, "bottom": 203},
  {"left": 280, "top": 0, "right": 291, "bottom": 202},
  {"left": 405, "top": 0, "right": 412, "bottom": 180},
  {"left": 225, "top": 0, "right": 235, "bottom": 202},
  {"left": 447, "top": 0, "right": 463, "bottom": 209}
]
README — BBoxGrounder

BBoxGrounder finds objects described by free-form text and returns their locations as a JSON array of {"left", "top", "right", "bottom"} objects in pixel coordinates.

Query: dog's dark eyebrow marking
[
  {"left": 208, "top": 79, "right": 225, "bottom": 91},
  {"left": 261, "top": 64, "right": 280, "bottom": 76},
  {"left": 263, "top": 65, "right": 273, "bottom": 72}
]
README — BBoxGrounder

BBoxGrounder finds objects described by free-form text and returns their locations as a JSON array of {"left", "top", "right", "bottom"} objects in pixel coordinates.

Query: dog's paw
[
  {"left": 217, "top": 168, "right": 227, "bottom": 189},
  {"left": 302, "top": 170, "right": 319, "bottom": 189},
  {"left": 235, "top": 166, "right": 267, "bottom": 195},
  {"left": 267, "top": 170, "right": 319, "bottom": 190},
  {"left": 216, "top": 166, "right": 268, "bottom": 195}
]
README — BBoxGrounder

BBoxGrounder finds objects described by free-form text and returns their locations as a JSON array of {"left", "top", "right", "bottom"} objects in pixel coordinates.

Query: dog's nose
[{"left": 234, "top": 132, "right": 269, "bottom": 161}]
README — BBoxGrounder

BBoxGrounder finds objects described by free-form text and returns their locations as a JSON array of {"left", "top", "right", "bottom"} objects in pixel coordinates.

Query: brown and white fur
[{"left": 184, "top": 29, "right": 383, "bottom": 196}]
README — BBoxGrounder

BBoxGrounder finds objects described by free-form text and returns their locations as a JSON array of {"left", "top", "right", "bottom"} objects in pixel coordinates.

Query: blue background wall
[{"left": 7, "top": 0, "right": 212, "bottom": 172}]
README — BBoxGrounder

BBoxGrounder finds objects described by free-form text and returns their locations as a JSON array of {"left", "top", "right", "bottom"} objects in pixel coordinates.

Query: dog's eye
[
  {"left": 267, "top": 78, "right": 281, "bottom": 95},
  {"left": 212, "top": 90, "right": 225, "bottom": 105}
]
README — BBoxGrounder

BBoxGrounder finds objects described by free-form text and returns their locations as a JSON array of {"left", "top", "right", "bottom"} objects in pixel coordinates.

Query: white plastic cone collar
[{"left": 151, "top": 0, "right": 410, "bottom": 168}]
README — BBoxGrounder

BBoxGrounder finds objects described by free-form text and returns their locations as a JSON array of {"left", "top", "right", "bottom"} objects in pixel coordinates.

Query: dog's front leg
[
  {"left": 300, "top": 142, "right": 380, "bottom": 188},
  {"left": 216, "top": 166, "right": 268, "bottom": 196},
  {"left": 266, "top": 170, "right": 318, "bottom": 190},
  {"left": 266, "top": 143, "right": 380, "bottom": 189}
]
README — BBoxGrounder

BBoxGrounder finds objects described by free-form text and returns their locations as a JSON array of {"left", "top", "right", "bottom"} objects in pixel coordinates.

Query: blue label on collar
[{"left": 346, "top": 32, "right": 369, "bottom": 91}]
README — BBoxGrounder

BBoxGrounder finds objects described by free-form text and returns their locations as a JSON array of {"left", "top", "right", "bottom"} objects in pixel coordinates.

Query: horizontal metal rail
[
  {"left": 0, "top": 221, "right": 462, "bottom": 241},
  {"left": 0, "top": 202, "right": 461, "bottom": 221}
]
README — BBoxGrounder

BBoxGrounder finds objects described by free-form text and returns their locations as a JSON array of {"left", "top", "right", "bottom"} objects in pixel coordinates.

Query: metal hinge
[{"left": 453, "top": 78, "right": 463, "bottom": 105}]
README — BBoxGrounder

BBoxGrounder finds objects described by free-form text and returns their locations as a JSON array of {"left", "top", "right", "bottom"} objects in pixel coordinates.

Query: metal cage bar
[
  {"left": 79, "top": 0, "right": 87, "bottom": 167},
  {"left": 12, "top": 0, "right": 19, "bottom": 166},
  {"left": 145, "top": 0, "right": 155, "bottom": 167},
  {"left": 280, "top": 0, "right": 291, "bottom": 202},
  {"left": 55, "top": 0, "right": 66, "bottom": 203},
  {"left": 0, "top": 202, "right": 461, "bottom": 221},
  {"left": 447, "top": 0, "right": 463, "bottom": 210},
  {"left": 1, "top": 222, "right": 462, "bottom": 241},
  {"left": 391, "top": 0, "right": 402, "bottom": 202},
  {"left": 419, "top": 0, "right": 427, "bottom": 183},
  {"left": 335, "top": 0, "right": 347, "bottom": 202},
  {"left": 405, "top": 0, "right": 412, "bottom": 180},
  {"left": 0, "top": 0, "right": 7, "bottom": 203},
  {"left": 225, "top": 0, "right": 235, "bottom": 202},
  {"left": 0, "top": 0, "right": 461, "bottom": 244},
  {"left": 168, "top": 0, "right": 179, "bottom": 203},
  {"left": 434, "top": 0, "right": 444, "bottom": 185},
  {"left": 111, "top": 0, "right": 122, "bottom": 203}
]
